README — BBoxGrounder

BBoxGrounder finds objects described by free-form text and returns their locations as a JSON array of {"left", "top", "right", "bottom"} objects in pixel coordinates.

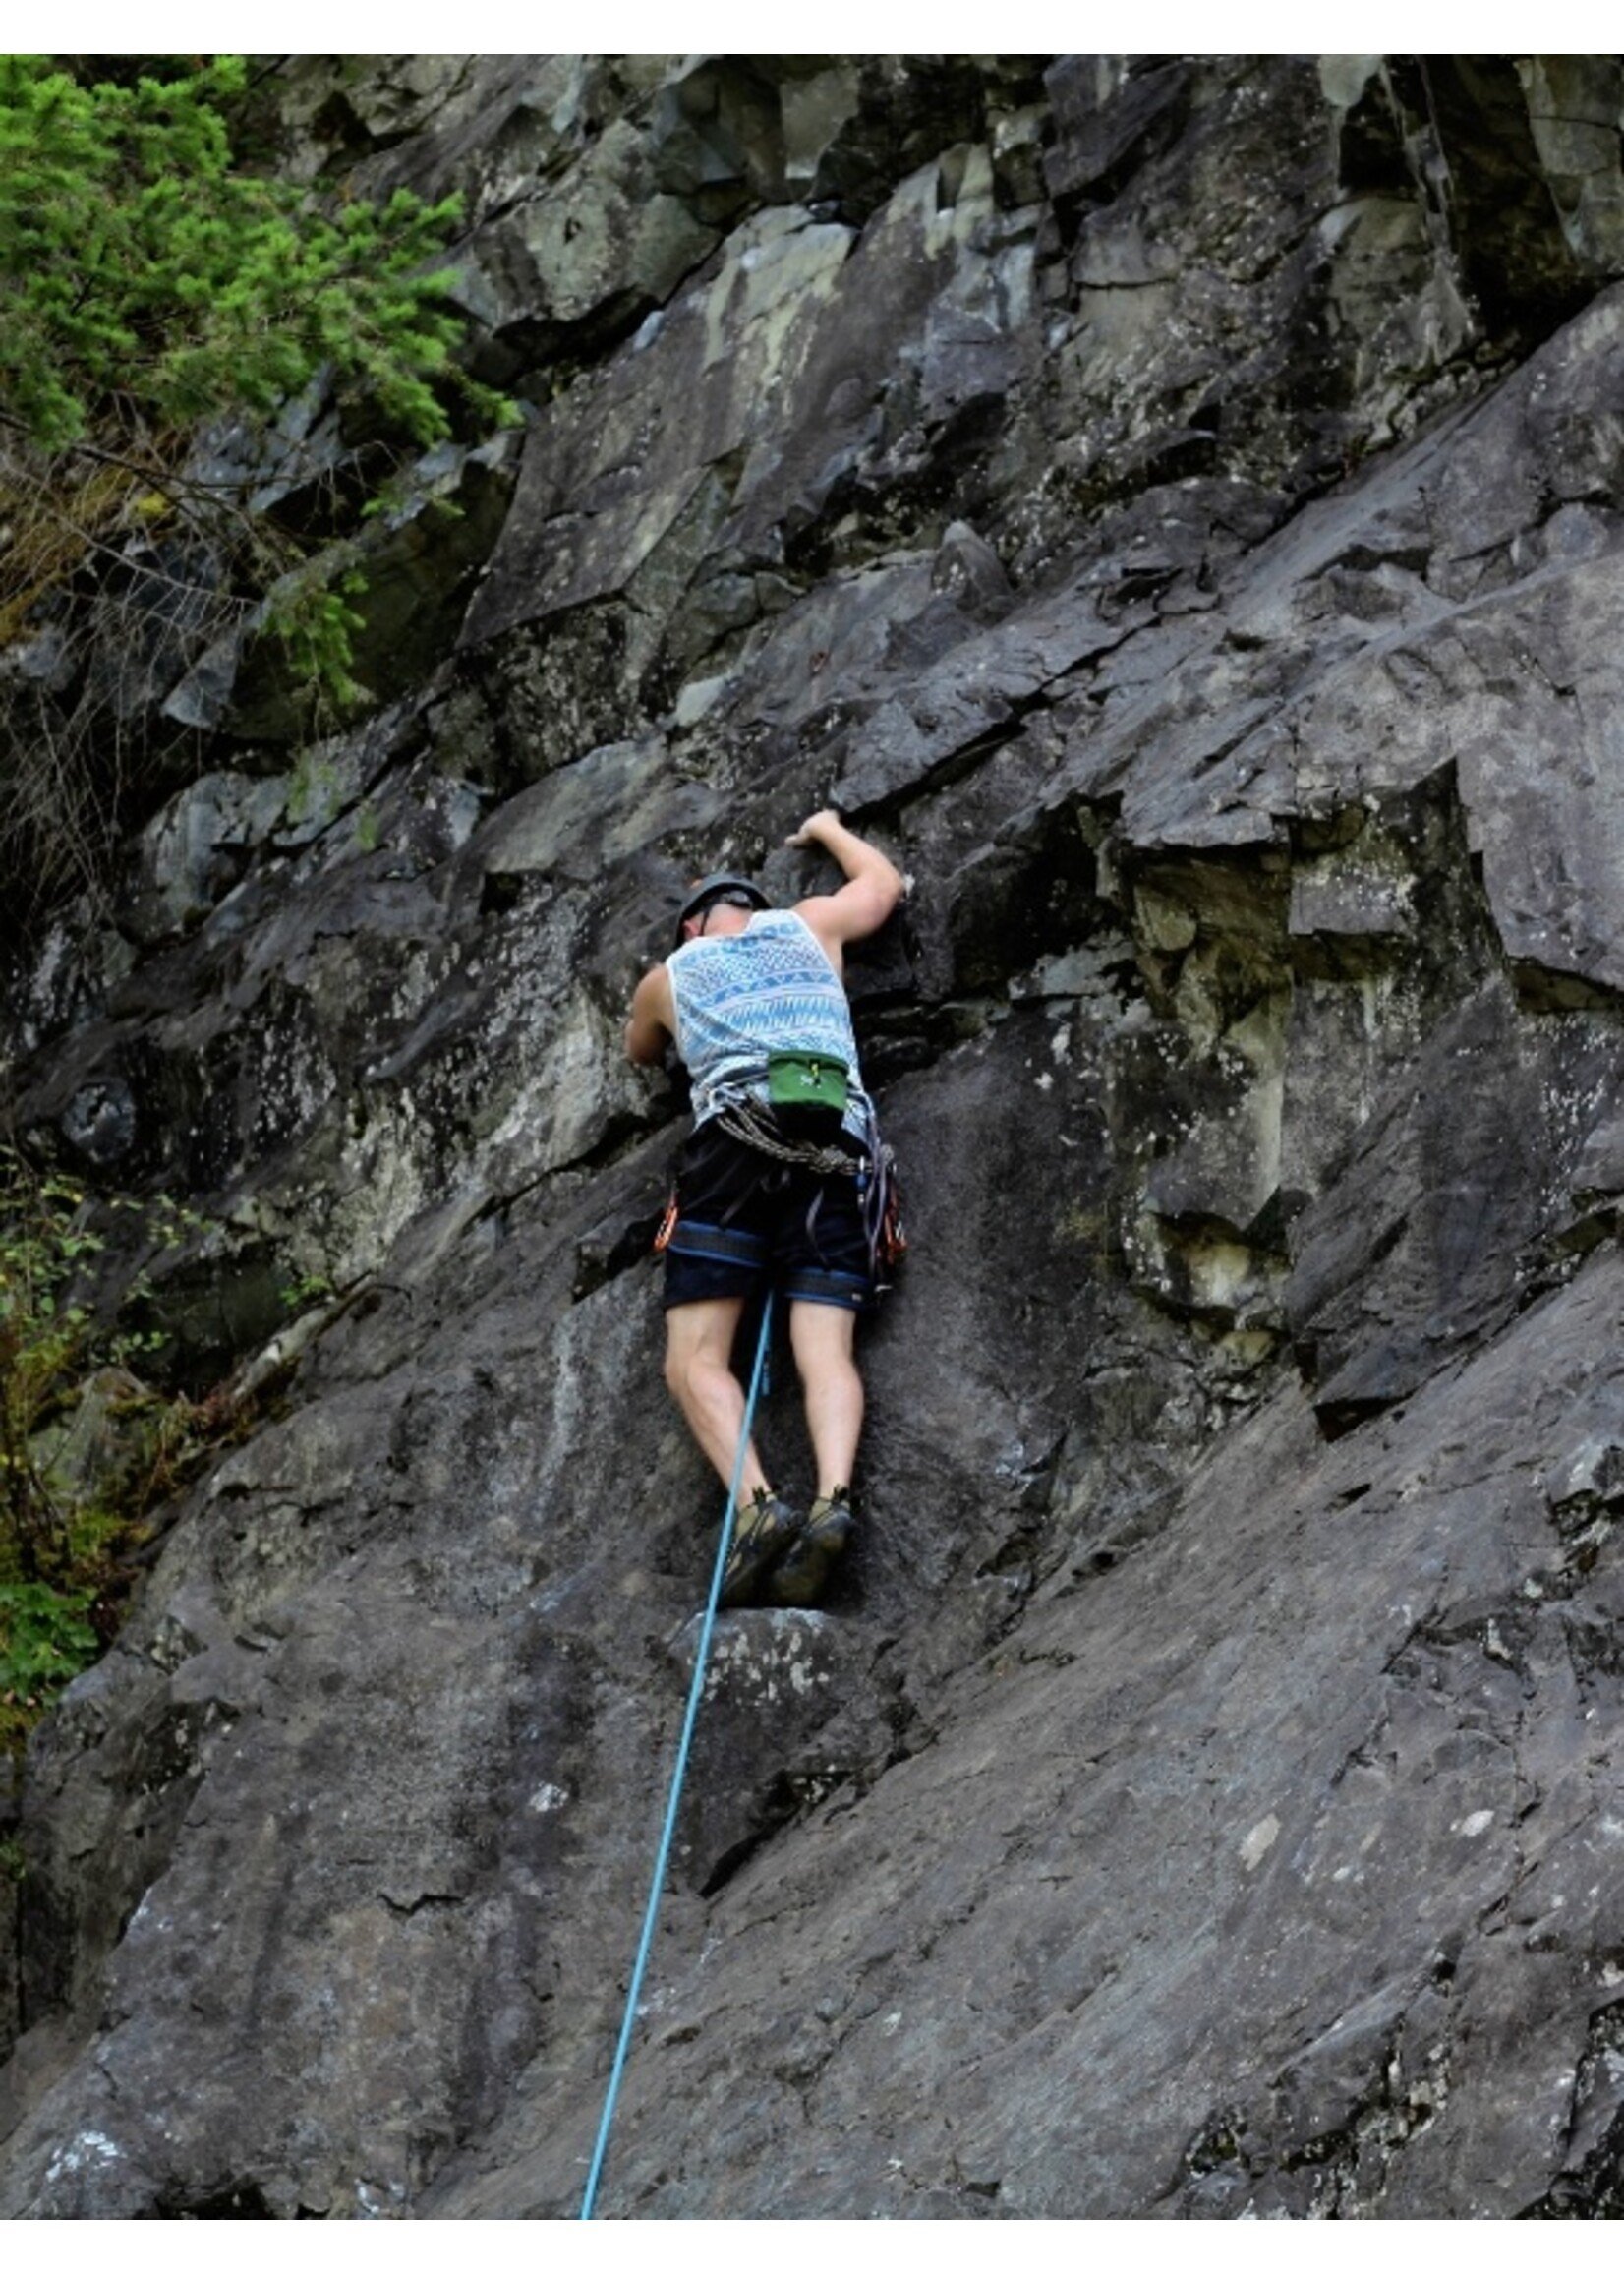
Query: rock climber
[{"left": 625, "top": 809, "right": 906, "bottom": 1610}]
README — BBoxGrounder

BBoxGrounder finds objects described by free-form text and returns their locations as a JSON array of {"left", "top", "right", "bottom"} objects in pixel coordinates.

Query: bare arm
[
  {"left": 625, "top": 962, "right": 675, "bottom": 1066},
  {"left": 789, "top": 809, "right": 906, "bottom": 967}
]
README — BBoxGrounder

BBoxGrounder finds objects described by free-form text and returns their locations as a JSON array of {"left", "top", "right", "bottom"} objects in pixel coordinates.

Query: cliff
[{"left": 6, "top": 53, "right": 1624, "bottom": 2217}]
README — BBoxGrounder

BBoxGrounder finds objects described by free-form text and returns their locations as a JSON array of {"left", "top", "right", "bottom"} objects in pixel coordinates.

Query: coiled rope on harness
[
  {"left": 578, "top": 1290, "right": 775, "bottom": 2221},
  {"left": 713, "top": 1097, "right": 861, "bottom": 1179}
]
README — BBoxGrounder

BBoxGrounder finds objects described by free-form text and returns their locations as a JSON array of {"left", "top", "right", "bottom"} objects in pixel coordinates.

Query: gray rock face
[{"left": 8, "top": 51, "right": 1624, "bottom": 2221}]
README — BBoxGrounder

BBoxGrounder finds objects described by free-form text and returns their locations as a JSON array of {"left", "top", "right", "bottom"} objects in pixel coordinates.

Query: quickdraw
[
  {"left": 878, "top": 1162, "right": 907, "bottom": 1269},
  {"left": 652, "top": 1193, "right": 679, "bottom": 1254}
]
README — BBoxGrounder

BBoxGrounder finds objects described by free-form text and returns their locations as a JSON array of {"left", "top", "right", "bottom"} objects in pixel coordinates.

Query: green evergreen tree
[
  {"left": 0, "top": 56, "right": 484, "bottom": 452},
  {"left": 0, "top": 56, "right": 512, "bottom": 922}
]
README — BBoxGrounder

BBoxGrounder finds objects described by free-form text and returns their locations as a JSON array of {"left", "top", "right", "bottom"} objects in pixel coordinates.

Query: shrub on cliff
[
  {"left": 0, "top": 55, "right": 509, "bottom": 926},
  {"left": 0, "top": 1148, "right": 236, "bottom": 1749},
  {"left": 0, "top": 56, "right": 477, "bottom": 455}
]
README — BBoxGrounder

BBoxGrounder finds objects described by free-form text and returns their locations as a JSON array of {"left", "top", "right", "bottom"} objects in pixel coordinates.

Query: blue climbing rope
[{"left": 578, "top": 1291, "right": 775, "bottom": 2220}]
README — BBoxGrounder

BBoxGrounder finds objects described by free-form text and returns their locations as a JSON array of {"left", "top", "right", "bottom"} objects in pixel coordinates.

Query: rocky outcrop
[{"left": 7, "top": 52, "right": 1624, "bottom": 2219}]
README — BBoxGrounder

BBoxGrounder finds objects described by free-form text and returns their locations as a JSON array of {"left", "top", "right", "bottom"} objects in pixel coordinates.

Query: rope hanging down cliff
[{"left": 578, "top": 1292, "right": 775, "bottom": 2221}]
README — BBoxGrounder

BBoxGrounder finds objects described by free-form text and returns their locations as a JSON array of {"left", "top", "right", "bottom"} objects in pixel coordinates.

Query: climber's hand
[{"left": 787, "top": 808, "right": 841, "bottom": 848}]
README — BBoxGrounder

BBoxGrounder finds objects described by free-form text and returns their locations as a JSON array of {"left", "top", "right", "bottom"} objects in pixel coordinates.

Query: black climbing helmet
[{"left": 672, "top": 872, "right": 770, "bottom": 950}]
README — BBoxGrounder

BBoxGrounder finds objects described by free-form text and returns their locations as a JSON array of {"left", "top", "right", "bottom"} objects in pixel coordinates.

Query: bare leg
[
  {"left": 788, "top": 1301, "right": 863, "bottom": 1499},
  {"left": 664, "top": 1297, "right": 771, "bottom": 1497}
]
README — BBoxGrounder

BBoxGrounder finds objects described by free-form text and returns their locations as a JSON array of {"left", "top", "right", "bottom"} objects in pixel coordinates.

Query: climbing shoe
[
  {"left": 767, "top": 1488, "right": 853, "bottom": 1608},
  {"left": 720, "top": 1488, "right": 799, "bottom": 1609}
]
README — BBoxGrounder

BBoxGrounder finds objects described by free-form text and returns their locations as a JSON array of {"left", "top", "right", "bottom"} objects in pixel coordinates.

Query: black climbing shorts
[{"left": 662, "top": 1122, "right": 875, "bottom": 1313}]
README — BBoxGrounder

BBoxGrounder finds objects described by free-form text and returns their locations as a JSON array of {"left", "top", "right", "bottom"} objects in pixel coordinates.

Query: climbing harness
[
  {"left": 712, "top": 1097, "right": 907, "bottom": 1287},
  {"left": 578, "top": 1291, "right": 776, "bottom": 2221},
  {"left": 652, "top": 1092, "right": 905, "bottom": 1296}
]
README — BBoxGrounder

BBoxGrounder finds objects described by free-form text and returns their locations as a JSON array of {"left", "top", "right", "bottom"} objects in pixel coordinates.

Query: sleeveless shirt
[{"left": 666, "top": 908, "right": 872, "bottom": 1141}]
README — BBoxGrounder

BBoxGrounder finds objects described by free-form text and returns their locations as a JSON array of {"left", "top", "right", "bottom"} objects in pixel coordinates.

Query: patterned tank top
[{"left": 667, "top": 909, "right": 873, "bottom": 1141}]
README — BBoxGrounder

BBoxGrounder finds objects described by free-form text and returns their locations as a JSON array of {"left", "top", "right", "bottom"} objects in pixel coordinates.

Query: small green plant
[
  {"left": 263, "top": 556, "right": 371, "bottom": 722},
  {"left": 284, "top": 747, "right": 342, "bottom": 831},
  {"left": 1, "top": 1161, "right": 101, "bottom": 1560},
  {"left": 277, "top": 1270, "right": 335, "bottom": 1313},
  {"left": 0, "top": 1580, "right": 97, "bottom": 1739},
  {"left": 0, "top": 1833, "right": 25, "bottom": 1884}
]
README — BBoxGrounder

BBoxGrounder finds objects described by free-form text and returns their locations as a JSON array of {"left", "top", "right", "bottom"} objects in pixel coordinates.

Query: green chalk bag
[{"left": 767, "top": 1048, "right": 849, "bottom": 1133}]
